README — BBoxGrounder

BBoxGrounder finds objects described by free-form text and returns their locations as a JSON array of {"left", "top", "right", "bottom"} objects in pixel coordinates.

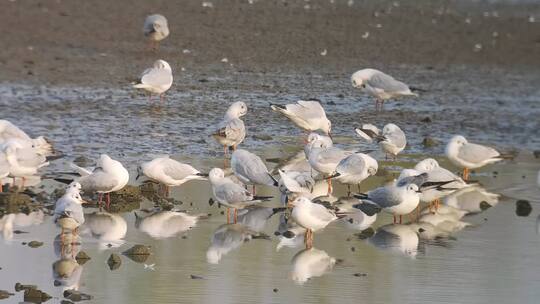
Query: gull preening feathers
[
  {"left": 231, "top": 149, "right": 278, "bottom": 194},
  {"left": 212, "top": 101, "right": 247, "bottom": 154},
  {"left": 355, "top": 123, "right": 406, "bottom": 160},
  {"left": 351, "top": 68, "right": 419, "bottom": 111},
  {"left": 329, "top": 153, "right": 378, "bottom": 194},
  {"left": 0, "top": 120, "right": 54, "bottom": 156},
  {"left": 133, "top": 59, "right": 173, "bottom": 103},
  {"left": 445, "top": 135, "right": 510, "bottom": 180},
  {"left": 143, "top": 14, "right": 170, "bottom": 50},
  {"left": 271, "top": 99, "right": 332, "bottom": 137}
]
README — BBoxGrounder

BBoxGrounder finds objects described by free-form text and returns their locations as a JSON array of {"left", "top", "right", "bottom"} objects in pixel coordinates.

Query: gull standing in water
[
  {"left": 208, "top": 168, "right": 272, "bottom": 223},
  {"left": 2, "top": 140, "right": 49, "bottom": 189},
  {"left": 54, "top": 185, "right": 87, "bottom": 243},
  {"left": 290, "top": 197, "right": 342, "bottom": 248},
  {"left": 328, "top": 153, "right": 378, "bottom": 194},
  {"left": 212, "top": 101, "right": 247, "bottom": 156},
  {"left": 355, "top": 123, "right": 406, "bottom": 160},
  {"left": 270, "top": 99, "right": 332, "bottom": 138},
  {"left": 143, "top": 14, "right": 169, "bottom": 51},
  {"left": 307, "top": 140, "right": 352, "bottom": 193},
  {"left": 133, "top": 59, "right": 173, "bottom": 103},
  {"left": 231, "top": 149, "right": 278, "bottom": 195},
  {"left": 445, "top": 135, "right": 511, "bottom": 180},
  {"left": 68, "top": 154, "right": 129, "bottom": 209},
  {"left": 351, "top": 68, "right": 419, "bottom": 111},
  {"left": 136, "top": 156, "right": 207, "bottom": 196}
]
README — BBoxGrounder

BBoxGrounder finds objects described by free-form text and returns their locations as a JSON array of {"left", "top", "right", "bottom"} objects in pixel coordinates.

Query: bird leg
[
  {"left": 98, "top": 193, "right": 103, "bottom": 208},
  {"left": 226, "top": 208, "right": 230, "bottom": 224},
  {"left": 357, "top": 184, "right": 361, "bottom": 193},
  {"left": 462, "top": 168, "right": 469, "bottom": 181},
  {"left": 252, "top": 185, "right": 256, "bottom": 196},
  {"left": 399, "top": 215, "right": 402, "bottom": 224},
  {"left": 326, "top": 178, "right": 332, "bottom": 194},
  {"left": 232, "top": 145, "right": 237, "bottom": 151},
  {"left": 234, "top": 209, "right": 238, "bottom": 224},
  {"left": 435, "top": 198, "right": 440, "bottom": 211},
  {"left": 21, "top": 177, "right": 26, "bottom": 189},
  {"left": 347, "top": 185, "right": 351, "bottom": 196},
  {"left": 393, "top": 215, "right": 397, "bottom": 224}
]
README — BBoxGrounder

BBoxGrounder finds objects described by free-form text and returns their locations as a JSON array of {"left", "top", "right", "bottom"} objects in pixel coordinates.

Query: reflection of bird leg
[
  {"left": 393, "top": 215, "right": 397, "bottom": 224},
  {"left": 106, "top": 193, "right": 111, "bottom": 210},
  {"left": 60, "top": 228, "right": 65, "bottom": 243},
  {"left": 347, "top": 185, "right": 351, "bottom": 196},
  {"left": 232, "top": 145, "right": 237, "bottom": 151},
  {"left": 21, "top": 177, "right": 26, "bottom": 189},
  {"left": 357, "top": 184, "right": 361, "bottom": 193},
  {"left": 434, "top": 198, "right": 440, "bottom": 211},
  {"left": 160, "top": 93, "right": 165, "bottom": 104},
  {"left": 226, "top": 208, "right": 230, "bottom": 224},
  {"left": 399, "top": 215, "right": 402, "bottom": 224},
  {"left": 462, "top": 168, "right": 469, "bottom": 181},
  {"left": 97, "top": 193, "right": 103, "bottom": 208},
  {"left": 252, "top": 185, "right": 256, "bottom": 196},
  {"left": 234, "top": 209, "right": 238, "bottom": 224}
]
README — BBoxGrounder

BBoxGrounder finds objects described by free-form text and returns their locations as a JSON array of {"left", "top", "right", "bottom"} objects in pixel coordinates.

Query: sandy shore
[{"left": 0, "top": 0, "right": 539, "bottom": 86}]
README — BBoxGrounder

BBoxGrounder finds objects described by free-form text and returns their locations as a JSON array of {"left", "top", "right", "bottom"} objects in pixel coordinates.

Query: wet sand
[{"left": 0, "top": 0, "right": 539, "bottom": 87}]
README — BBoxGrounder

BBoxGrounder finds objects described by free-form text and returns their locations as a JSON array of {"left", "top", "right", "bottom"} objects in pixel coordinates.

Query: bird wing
[
  {"left": 367, "top": 186, "right": 402, "bottom": 208},
  {"left": 286, "top": 100, "right": 326, "bottom": 122},
  {"left": 0, "top": 120, "right": 32, "bottom": 142},
  {"left": 79, "top": 170, "right": 119, "bottom": 192},
  {"left": 161, "top": 159, "right": 199, "bottom": 181},
  {"left": 382, "top": 128, "right": 406, "bottom": 149},
  {"left": 367, "top": 72, "right": 410, "bottom": 93},
  {"left": 458, "top": 142, "right": 501, "bottom": 163},
  {"left": 316, "top": 148, "right": 349, "bottom": 166},
  {"left": 336, "top": 154, "right": 366, "bottom": 176},
  {"left": 309, "top": 203, "right": 336, "bottom": 222},
  {"left": 215, "top": 182, "right": 253, "bottom": 204},
  {"left": 140, "top": 67, "right": 172, "bottom": 87},
  {"left": 232, "top": 152, "right": 274, "bottom": 186}
]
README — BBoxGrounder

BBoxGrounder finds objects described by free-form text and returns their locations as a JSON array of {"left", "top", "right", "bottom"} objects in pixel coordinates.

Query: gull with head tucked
[
  {"left": 133, "top": 59, "right": 173, "bottom": 103},
  {"left": 270, "top": 99, "right": 332, "bottom": 138},
  {"left": 143, "top": 14, "right": 169, "bottom": 51},
  {"left": 351, "top": 68, "right": 419, "bottom": 111}
]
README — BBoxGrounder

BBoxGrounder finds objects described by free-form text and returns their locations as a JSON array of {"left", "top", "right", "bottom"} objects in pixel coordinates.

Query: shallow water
[{"left": 1, "top": 67, "right": 540, "bottom": 303}]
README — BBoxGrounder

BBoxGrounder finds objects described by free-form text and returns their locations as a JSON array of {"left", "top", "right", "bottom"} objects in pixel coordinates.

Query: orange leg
[
  {"left": 462, "top": 168, "right": 469, "bottom": 181},
  {"left": 234, "top": 209, "right": 238, "bottom": 224},
  {"left": 393, "top": 215, "right": 397, "bottom": 224},
  {"left": 226, "top": 208, "right": 230, "bottom": 224},
  {"left": 399, "top": 215, "right": 402, "bottom": 224},
  {"left": 327, "top": 178, "right": 332, "bottom": 194}
]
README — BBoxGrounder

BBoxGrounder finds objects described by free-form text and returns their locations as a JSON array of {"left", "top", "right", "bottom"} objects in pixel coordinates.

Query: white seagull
[
  {"left": 271, "top": 99, "right": 332, "bottom": 137},
  {"left": 133, "top": 59, "right": 173, "bottom": 103},
  {"left": 329, "top": 153, "right": 378, "bottom": 194},
  {"left": 231, "top": 149, "right": 278, "bottom": 194},
  {"left": 351, "top": 68, "right": 419, "bottom": 111},
  {"left": 355, "top": 123, "right": 406, "bottom": 160},
  {"left": 307, "top": 139, "right": 352, "bottom": 193},
  {"left": 445, "top": 135, "right": 511, "bottom": 180},
  {"left": 2, "top": 140, "right": 49, "bottom": 188},
  {"left": 143, "top": 14, "right": 170, "bottom": 50},
  {"left": 212, "top": 101, "right": 247, "bottom": 155},
  {"left": 208, "top": 168, "right": 272, "bottom": 223},
  {"left": 54, "top": 186, "right": 88, "bottom": 243},
  {"left": 137, "top": 156, "right": 206, "bottom": 196},
  {"left": 0, "top": 120, "right": 54, "bottom": 156},
  {"left": 70, "top": 154, "right": 129, "bottom": 208},
  {"left": 290, "top": 196, "right": 341, "bottom": 248}
]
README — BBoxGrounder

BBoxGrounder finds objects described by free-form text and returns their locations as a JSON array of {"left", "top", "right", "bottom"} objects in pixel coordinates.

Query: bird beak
[{"left": 81, "top": 199, "right": 90, "bottom": 205}]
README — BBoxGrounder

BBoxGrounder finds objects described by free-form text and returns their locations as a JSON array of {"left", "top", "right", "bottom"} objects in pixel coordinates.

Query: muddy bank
[{"left": 0, "top": 0, "right": 539, "bottom": 86}]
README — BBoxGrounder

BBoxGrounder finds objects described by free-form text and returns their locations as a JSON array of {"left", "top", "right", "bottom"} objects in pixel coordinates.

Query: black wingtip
[
  {"left": 352, "top": 202, "right": 381, "bottom": 216},
  {"left": 54, "top": 178, "right": 73, "bottom": 185},
  {"left": 410, "top": 86, "right": 428, "bottom": 93},
  {"left": 268, "top": 174, "right": 279, "bottom": 187},
  {"left": 253, "top": 195, "right": 273, "bottom": 201},
  {"left": 272, "top": 207, "right": 287, "bottom": 215},
  {"left": 197, "top": 172, "right": 209, "bottom": 177},
  {"left": 353, "top": 193, "right": 368, "bottom": 200},
  {"left": 46, "top": 154, "right": 65, "bottom": 162}
]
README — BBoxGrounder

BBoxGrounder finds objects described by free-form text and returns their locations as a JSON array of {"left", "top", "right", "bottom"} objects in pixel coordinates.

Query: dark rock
[
  {"left": 23, "top": 287, "right": 51, "bottom": 303},
  {"left": 28, "top": 241, "right": 44, "bottom": 248},
  {"left": 123, "top": 244, "right": 151, "bottom": 256},
  {"left": 422, "top": 136, "right": 439, "bottom": 148},
  {"left": 353, "top": 273, "right": 368, "bottom": 277},
  {"left": 75, "top": 251, "right": 91, "bottom": 265},
  {"left": 0, "top": 290, "right": 14, "bottom": 300},
  {"left": 355, "top": 227, "right": 375, "bottom": 239},
  {"left": 273, "top": 288, "right": 279, "bottom": 293},
  {"left": 15, "top": 283, "right": 37, "bottom": 292},
  {"left": 252, "top": 134, "right": 273, "bottom": 141},
  {"left": 63, "top": 289, "right": 93, "bottom": 302},
  {"left": 107, "top": 254, "right": 121, "bottom": 270},
  {"left": 13, "top": 230, "right": 29, "bottom": 234},
  {"left": 108, "top": 185, "right": 142, "bottom": 212},
  {"left": 516, "top": 200, "right": 532, "bottom": 217},
  {"left": 350, "top": 247, "right": 355, "bottom": 252},
  {"left": 190, "top": 275, "right": 204, "bottom": 280},
  {"left": 336, "top": 93, "right": 344, "bottom": 98},
  {"left": 420, "top": 116, "right": 432, "bottom": 123},
  {"left": 327, "top": 101, "right": 336, "bottom": 105},
  {"left": 61, "top": 300, "right": 75, "bottom": 304}
]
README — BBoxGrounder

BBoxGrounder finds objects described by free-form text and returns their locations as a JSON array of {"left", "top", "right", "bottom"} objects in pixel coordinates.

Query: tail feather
[
  {"left": 253, "top": 195, "right": 273, "bottom": 201},
  {"left": 353, "top": 202, "right": 381, "bottom": 216},
  {"left": 54, "top": 178, "right": 74, "bottom": 185},
  {"left": 270, "top": 103, "right": 287, "bottom": 113},
  {"left": 268, "top": 174, "right": 279, "bottom": 187},
  {"left": 410, "top": 86, "right": 427, "bottom": 93}
]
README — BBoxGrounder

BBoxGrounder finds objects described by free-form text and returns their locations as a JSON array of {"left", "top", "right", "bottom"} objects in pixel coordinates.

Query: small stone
[
  {"left": 75, "top": 251, "right": 91, "bottom": 265},
  {"left": 190, "top": 275, "right": 204, "bottom": 280},
  {"left": 253, "top": 134, "right": 273, "bottom": 141},
  {"left": 123, "top": 244, "right": 151, "bottom": 256},
  {"left": 353, "top": 273, "right": 368, "bottom": 277},
  {"left": 0, "top": 290, "right": 14, "bottom": 300},
  {"left": 422, "top": 136, "right": 439, "bottom": 148},
  {"left": 420, "top": 116, "right": 432, "bottom": 123},
  {"left": 23, "top": 287, "right": 51, "bottom": 303},
  {"left": 107, "top": 254, "right": 122, "bottom": 270},
  {"left": 327, "top": 101, "right": 336, "bottom": 105},
  {"left": 350, "top": 247, "right": 355, "bottom": 252},
  {"left": 28, "top": 241, "right": 44, "bottom": 248},
  {"left": 63, "top": 289, "right": 93, "bottom": 301},
  {"left": 14, "top": 283, "right": 37, "bottom": 292},
  {"left": 516, "top": 200, "right": 532, "bottom": 217},
  {"left": 273, "top": 288, "right": 279, "bottom": 293},
  {"left": 337, "top": 93, "right": 344, "bottom": 98},
  {"left": 199, "top": 78, "right": 209, "bottom": 83}
]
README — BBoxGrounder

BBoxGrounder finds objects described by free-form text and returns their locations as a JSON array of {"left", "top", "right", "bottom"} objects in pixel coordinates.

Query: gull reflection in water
[
  {"left": 275, "top": 213, "right": 306, "bottom": 251},
  {"left": 334, "top": 197, "right": 377, "bottom": 231},
  {"left": 443, "top": 185, "right": 500, "bottom": 214},
  {"left": 206, "top": 223, "right": 258, "bottom": 264},
  {"left": 135, "top": 210, "right": 200, "bottom": 239},
  {"left": 81, "top": 212, "right": 127, "bottom": 248},
  {"left": 0, "top": 210, "right": 45, "bottom": 240},
  {"left": 52, "top": 258, "right": 83, "bottom": 291},
  {"left": 290, "top": 247, "right": 336, "bottom": 284},
  {"left": 368, "top": 224, "right": 419, "bottom": 258},
  {"left": 237, "top": 206, "right": 285, "bottom": 233}
]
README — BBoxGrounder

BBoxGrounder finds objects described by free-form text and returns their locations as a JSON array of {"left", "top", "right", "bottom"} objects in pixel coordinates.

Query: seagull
[
  {"left": 351, "top": 68, "right": 419, "bottom": 111},
  {"left": 270, "top": 99, "right": 332, "bottom": 137},
  {"left": 445, "top": 135, "right": 511, "bottom": 180},
  {"left": 136, "top": 156, "right": 207, "bottom": 196},
  {"left": 143, "top": 14, "right": 169, "bottom": 51},
  {"left": 304, "top": 132, "right": 333, "bottom": 157},
  {"left": 355, "top": 123, "right": 406, "bottom": 160},
  {"left": 54, "top": 186, "right": 88, "bottom": 243},
  {"left": 133, "top": 59, "right": 173, "bottom": 103},
  {"left": 2, "top": 140, "right": 49, "bottom": 189},
  {"left": 68, "top": 154, "right": 129, "bottom": 209},
  {"left": 231, "top": 149, "right": 278, "bottom": 195},
  {"left": 0, "top": 120, "right": 54, "bottom": 156},
  {"left": 411, "top": 158, "right": 472, "bottom": 211},
  {"left": 211, "top": 101, "right": 247, "bottom": 156},
  {"left": 208, "top": 168, "right": 272, "bottom": 223},
  {"left": 307, "top": 139, "right": 352, "bottom": 193},
  {"left": 278, "top": 170, "right": 315, "bottom": 204},
  {"left": 289, "top": 196, "right": 342, "bottom": 248},
  {"left": 328, "top": 153, "right": 378, "bottom": 194},
  {"left": 334, "top": 197, "right": 378, "bottom": 231},
  {"left": 134, "top": 210, "right": 199, "bottom": 239}
]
